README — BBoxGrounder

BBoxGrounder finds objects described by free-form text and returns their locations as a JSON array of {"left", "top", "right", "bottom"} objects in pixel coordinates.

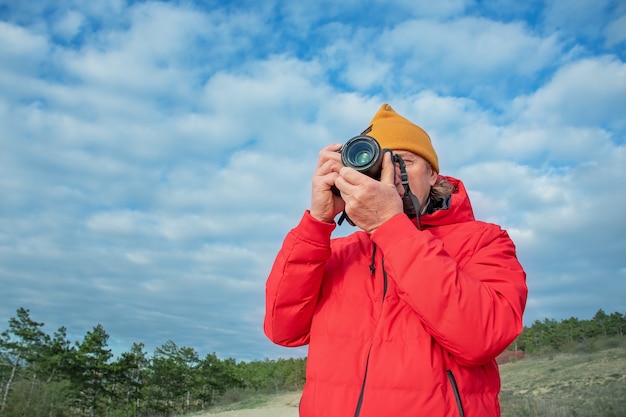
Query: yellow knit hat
[{"left": 365, "top": 104, "right": 439, "bottom": 173}]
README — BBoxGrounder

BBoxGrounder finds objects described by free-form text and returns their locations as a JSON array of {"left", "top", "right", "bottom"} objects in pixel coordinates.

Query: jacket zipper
[
  {"left": 354, "top": 247, "right": 387, "bottom": 417},
  {"left": 353, "top": 348, "right": 371, "bottom": 417},
  {"left": 446, "top": 370, "right": 465, "bottom": 417}
]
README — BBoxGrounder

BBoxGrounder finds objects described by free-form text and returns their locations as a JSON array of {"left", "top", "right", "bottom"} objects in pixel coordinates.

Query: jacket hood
[{"left": 418, "top": 176, "right": 475, "bottom": 228}]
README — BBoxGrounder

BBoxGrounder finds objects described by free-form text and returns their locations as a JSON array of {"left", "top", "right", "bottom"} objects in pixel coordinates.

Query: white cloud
[
  {"left": 51, "top": 10, "right": 85, "bottom": 40},
  {"left": 361, "top": 17, "right": 562, "bottom": 95},
  {"left": 86, "top": 210, "right": 157, "bottom": 236},
  {"left": 0, "top": 21, "right": 49, "bottom": 73},
  {"left": 543, "top": 0, "right": 617, "bottom": 41},
  {"left": 605, "top": 14, "right": 626, "bottom": 47},
  {"left": 283, "top": 11, "right": 562, "bottom": 97},
  {"left": 513, "top": 56, "right": 626, "bottom": 131},
  {"left": 61, "top": 4, "right": 203, "bottom": 92}
]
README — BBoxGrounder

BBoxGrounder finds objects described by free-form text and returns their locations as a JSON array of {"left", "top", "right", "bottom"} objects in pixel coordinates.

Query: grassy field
[
  {"left": 196, "top": 342, "right": 626, "bottom": 417},
  {"left": 499, "top": 345, "right": 626, "bottom": 417}
]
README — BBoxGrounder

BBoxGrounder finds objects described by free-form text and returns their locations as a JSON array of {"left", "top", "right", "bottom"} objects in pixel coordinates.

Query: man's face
[{"left": 392, "top": 150, "right": 438, "bottom": 207}]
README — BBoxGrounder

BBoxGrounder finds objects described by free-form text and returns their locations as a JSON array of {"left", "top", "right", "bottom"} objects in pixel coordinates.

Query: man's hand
[
  {"left": 310, "top": 144, "right": 346, "bottom": 223},
  {"left": 335, "top": 151, "right": 403, "bottom": 233}
]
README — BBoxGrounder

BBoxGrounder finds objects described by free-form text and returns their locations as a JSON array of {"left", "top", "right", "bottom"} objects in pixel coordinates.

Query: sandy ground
[{"left": 199, "top": 391, "right": 301, "bottom": 417}]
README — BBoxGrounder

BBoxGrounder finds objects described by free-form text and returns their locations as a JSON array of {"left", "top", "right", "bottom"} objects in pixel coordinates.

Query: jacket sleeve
[
  {"left": 264, "top": 211, "right": 335, "bottom": 347},
  {"left": 371, "top": 213, "right": 528, "bottom": 366}
]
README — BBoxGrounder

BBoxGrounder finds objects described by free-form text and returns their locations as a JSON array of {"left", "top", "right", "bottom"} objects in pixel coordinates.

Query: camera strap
[
  {"left": 337, "top": 211, "right": 355, "bottom": 226},
  {"left": 391, "top": 152, "right": 423, "bottom": 230}
]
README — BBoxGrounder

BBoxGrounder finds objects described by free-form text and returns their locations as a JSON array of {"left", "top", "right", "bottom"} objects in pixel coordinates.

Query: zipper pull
[{"left": 369, "top": 243, "right": 377, "bottom": 275}]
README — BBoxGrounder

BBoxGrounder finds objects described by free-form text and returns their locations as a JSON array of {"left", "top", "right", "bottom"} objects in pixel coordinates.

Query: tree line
[
  {"left": 0, "top": 307, "right": 304, "bottom": 417},
  {"left": 512, "top": 308, "right": 625, "bottom": 353},
  {"left": 1, "top": 307, "right": 624, "bottom": 417}
]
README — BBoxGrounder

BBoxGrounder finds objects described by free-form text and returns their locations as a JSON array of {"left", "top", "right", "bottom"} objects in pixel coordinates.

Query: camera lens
[
  {"left": 347, "top": 142, "right": 375, "bottom": 167},
  {"left": 340, "top": 135, "right": 383, "bottom": 178},
  {"left": 355, "top": 151, "right": 371, "bottom": 164}
]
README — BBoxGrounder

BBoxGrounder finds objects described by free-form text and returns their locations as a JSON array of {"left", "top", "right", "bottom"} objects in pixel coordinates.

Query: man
[{"left": 264, "top": 104, "right": 527, "bottom": 417}]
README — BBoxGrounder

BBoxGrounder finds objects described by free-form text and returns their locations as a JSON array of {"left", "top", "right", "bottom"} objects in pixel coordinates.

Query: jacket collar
[{"left": 417, "top": 176, "right": 476, "bottom": 228}]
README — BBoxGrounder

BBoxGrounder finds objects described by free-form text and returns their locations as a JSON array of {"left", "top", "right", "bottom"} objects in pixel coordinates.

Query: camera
[{"left": 331, "top": 135, "right": 385, "bottom": 196}]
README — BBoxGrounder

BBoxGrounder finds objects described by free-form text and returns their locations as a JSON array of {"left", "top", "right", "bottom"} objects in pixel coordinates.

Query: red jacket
[{"left": 264, "top": 177, "right": 527, "bottom": 417}]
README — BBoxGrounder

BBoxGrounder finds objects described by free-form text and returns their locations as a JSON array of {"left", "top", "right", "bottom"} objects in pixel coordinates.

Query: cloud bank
[{"left": 1, "top": 0, "right": 624, "bottom": 361}]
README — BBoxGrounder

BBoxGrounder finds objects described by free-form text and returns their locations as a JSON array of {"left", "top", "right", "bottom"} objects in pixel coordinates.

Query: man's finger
[
  {"left": 316, "top": 144, "right": 343, "bottom": 168},
  {"left": 379, "top": 151, "right": 396, "bottom": 186}
]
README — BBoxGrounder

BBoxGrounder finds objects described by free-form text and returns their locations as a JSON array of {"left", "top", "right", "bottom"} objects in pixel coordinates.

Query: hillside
[{"left": 499, "top": 346, "right": 626, "bottom": 416}]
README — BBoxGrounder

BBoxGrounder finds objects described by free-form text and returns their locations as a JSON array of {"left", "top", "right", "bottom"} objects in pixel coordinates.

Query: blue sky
[{"left": 1, "top": 0, "right": 625, "bottom": 362}]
